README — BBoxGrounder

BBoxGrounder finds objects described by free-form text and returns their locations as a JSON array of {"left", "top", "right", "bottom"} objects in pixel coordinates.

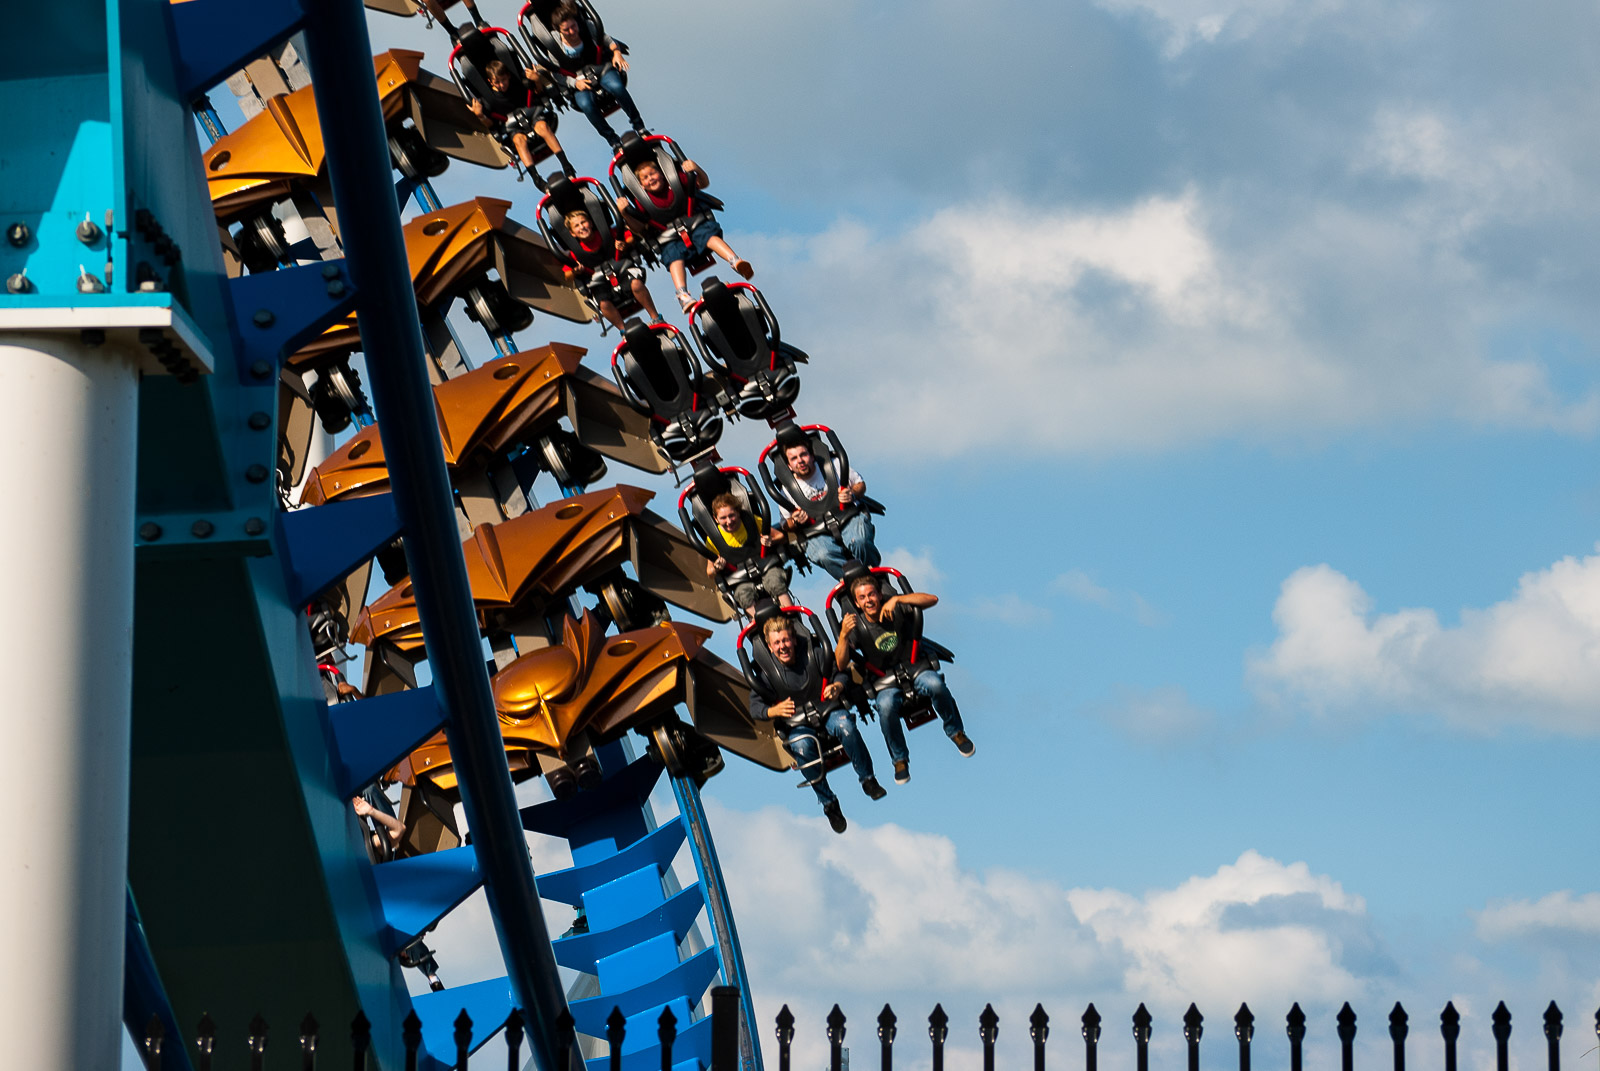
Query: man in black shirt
[
  {"left": 749, "top": 614, "right": 885, "bottom": 833},
  {"left": 834, "top": 574, "right": 972, "bottom": 786}
]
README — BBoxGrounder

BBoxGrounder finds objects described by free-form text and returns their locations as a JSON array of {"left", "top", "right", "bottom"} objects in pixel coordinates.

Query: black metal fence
[{"left": 131, "top": 994, "right": 1597, "bottom": 1071}]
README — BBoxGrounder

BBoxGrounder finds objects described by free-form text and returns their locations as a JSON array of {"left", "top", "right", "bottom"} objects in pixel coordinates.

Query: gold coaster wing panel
[
  {"left": 387, "top": 611, "right": 787, "bottom": 796},
  {"left": 350, "top": 483, "right": 733, "bottom": 653}
]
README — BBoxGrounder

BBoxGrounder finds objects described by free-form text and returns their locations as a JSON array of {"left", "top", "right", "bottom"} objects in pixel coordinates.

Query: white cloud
[
  {"left": 743, "top": 187, "right": 1599, "bottom": 461},
  {"left": 1054, "top": 570, "right": 1169, "bottom": 627},
  {"left": 1092, "top": 685, "right": 1214, "bottom": 742},
  {"left": 881, "top": 546, "right": 945, "bottom": 588},
  {"left": 1477, "top": 892, "right": 1600, "bottom": 941},
  {"left": 709, "top": 802, "right": 1391, "bottom": 1068},
  {"left": 968, "top": 593, "right": 1052, "bottom": 626},
  {"left": 1249, "top": 551, "right": 1600, "bottom": 733},
  {"left": 1089, "top": 0, "right": 1344, "bottom": 56}
]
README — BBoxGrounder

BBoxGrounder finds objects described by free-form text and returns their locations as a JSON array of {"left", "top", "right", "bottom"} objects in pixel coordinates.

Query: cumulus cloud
[
  {"left": 709, "top": 802, "right": 1391, "bottom": 1068},
  {"left": 1477, "top": 892, "right": 1600, "bottom": 941},
  {"left": 968, "top": 593, "right": 1052, "bottom": 626},
  {"left": 1249, "top": 551, "right": 1600, "bottom": 732},
  {"left": 1089, "top": 0, "right": 1341, "bottom": 56},
  {"left": 1055, "top": 570, "right": 1169, "bottom": 626},
  {"left": 881, "top": 546, "right": 945, "bottom": 588},
  {"left": 742, "top": 185, "right": 1599, "bottom": 461}
]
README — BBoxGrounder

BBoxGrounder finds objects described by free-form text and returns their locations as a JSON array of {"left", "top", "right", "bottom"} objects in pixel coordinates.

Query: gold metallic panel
[{"left": 386, "top": 611, "right": 786, "bottom": 791}]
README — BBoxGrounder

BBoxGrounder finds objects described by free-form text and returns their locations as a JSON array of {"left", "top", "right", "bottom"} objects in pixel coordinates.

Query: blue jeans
[
  {"left": 874, "top": 669, "right": 963, "bottom": 764},
  {"left": 803, "top": 512, "right": 879, "bottom": 580},
  {"left": 782, "top": 708, "right": 875, "bottom": 805},
  {"left": 573, "top": 67, "right": 643, "bottom": 144},
  {"left": 658, "top": 215, "right": 725, "bottom": 268}
]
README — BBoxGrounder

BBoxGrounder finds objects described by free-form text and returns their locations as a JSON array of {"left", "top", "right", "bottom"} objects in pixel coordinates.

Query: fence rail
[{"left": 130, "top": 994, "right": 1597, "bottom": 1071}]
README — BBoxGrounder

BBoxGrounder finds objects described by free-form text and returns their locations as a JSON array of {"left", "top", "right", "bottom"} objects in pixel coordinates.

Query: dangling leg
[{"left": 915, "top": 669, "right": 973, "bottom": 756}]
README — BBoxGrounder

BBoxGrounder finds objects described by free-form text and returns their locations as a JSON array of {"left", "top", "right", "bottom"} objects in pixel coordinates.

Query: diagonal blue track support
[
  {"left": 532, "top": 821, "right": 685, "bottom": 907},
  {"left": 412, "top": 975, "right": 516, "bottom": 1061},
  {"left": 570, "top": 947, "right": 721, "bottom": 1037},
  {"left": 166, "top": 0, "right": 307, "bottom": 101},
  {"left": 552, "top": 883, "right": 704, "bottom": 974},
  {"left": 278, "top": 491, "right": 401, "bottom": 609},
  {"left": 328, "top": 685, "right": 445, "bottom": 797},
  {"left": 588, "top": 1011, "right": 713, "bottom": 1071},
  {"left": 372, "top": 845, "right": 482, "bottom": 952},
  {"left": 225, "top": 261, "right": 357, "bottom": 383}
]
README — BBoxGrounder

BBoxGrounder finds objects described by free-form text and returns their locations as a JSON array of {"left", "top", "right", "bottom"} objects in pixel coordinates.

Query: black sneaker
[
  {"left": 823, "top": 800, "right": 847, "bottom": 834},
  {"left": 952, "top": 732, "right": 976, "bottom": 757},
  {"left": 893, "top": 760, "right": 911, "bottom": 785},
  {"left": 861, "top": 776, "right": 887, "bottom": 801}
]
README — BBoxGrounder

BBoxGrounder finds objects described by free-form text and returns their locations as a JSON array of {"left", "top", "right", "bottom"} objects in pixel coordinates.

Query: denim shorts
[{"left": 658, "top": 215, "right": 723, "bottom": 267}]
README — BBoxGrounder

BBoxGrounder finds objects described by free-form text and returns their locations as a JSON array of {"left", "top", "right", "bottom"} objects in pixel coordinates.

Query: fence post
[
  {"left": 1390, "top": 1003, "right": 1408, "bottom": 1071},
  {"left": 1083, "top": 1005, "right": 1102, "bottom": 1071},
  {"left": 351, "top": 1011, "right": 371, "bottom": 1071},
  {"left": 1543, "top": 1002, "right": 1562, "bottom": 1071},
  {"left": 1286, "top": 1003, "right": 1306, "bottom": 1071},
  {"left": 249, "top": 1014, "right": 269, "bottom": 1071},
  {"left": 929, "top": 1005, "right": 949, "bottom": 1071},
  {"left": 878, "top": 1004, "right": 897, "bottom": 1071},
  {"left": 1440, "top": 1003, "right": 1459, "bottom": 1071},
  {"left": 1030, "top": 1004, "right": 1050, "bottom": 1071},
  {"left": 142, "top": 1013, "right": 165, "bottom": 1071},
  {"left": 1234, "top": 1004, "right": 1253, "bottom": 1071},
  {"left": 1337, "top": 1004, "right": 1357, "bottom": 1071},
  {"left": 300, "top": 1013, "right": 319, "bottom": 1071},
  {"left": 1133, "top": 1004, "right": 1153, "bottom": 1071},
  {"left": 195, "top": 1014, "right": 216, "bottom": 1071},
  {"left": 1492, "top": 1003, "right": 1512, "bottom": 1071},
  {"left": 1184, "top": 1005, "right": 1203, "bottom": 1071},
  {"left": 455, "top": 1010, "right": 475, "bottom": 1070},
  {"left": 608, "top": 1007, "right": 627, "bottom": 1071},
  {"left": 711, "top": 987, "right": 741, "bottom": 1071},
  {"left": 775, "top": 1006, "right": 795, "bottom": 1071},
  {"left": 555, "top": 1009, "right": 574, "bottom": 1071},
  {"left": 827, "top": 1005, "right": 846, "bottom": 1071},
  {"left": 979, "top": 1005, "right": 999, "bottom": 1071},
  {"left": 506, "top": 1010, "right": 525, "bottom": 1071},
  {"left": 659, "top": 1006, "right": 678, "bottom": 1071}
]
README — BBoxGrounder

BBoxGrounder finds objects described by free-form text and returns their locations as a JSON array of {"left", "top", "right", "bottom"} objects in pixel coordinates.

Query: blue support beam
[
  {"left": 328, "top": 685, "right": 445, "bottom": 797},
  {"left": 412, "top": 975, "right": 517, "bottom": 1061},
  {"left": 296, "top": 7, "right": 578, "bottom": 1071},
  {"left": 123, "top": 889, "right": 196, "bottom": 1071},
  {"left": 278, "top": 491, "right": 401, "bottom": 610},
  {"left": 532, "top": 820, "right": 686, "bottom": 907},
  {"left": 165, "top": 0, "right": 307, "bottom": 101},
  {"left": 225, "top": 261, "right": 358, "bottom": 384},
  {"left": 371, "top": 846, "right": 482, "bottom": 952},
  {"left": 553, "top": 884, "right": 705, "bottom": 975}
]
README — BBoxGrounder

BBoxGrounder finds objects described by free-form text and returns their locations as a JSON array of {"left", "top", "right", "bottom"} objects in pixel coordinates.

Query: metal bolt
[
  {"left": 138, "top": 522, "right": 162, "bottom": 542},
  {"left": 5, "top": 271, "right": 30, "bottom": 294},
  {"left": 326, "top": 279, "right": 345, "bottom": 297},
  {"left": 191, "top": 519, "right": 214, "bottom": 539},
  {"left": 250, "top": 360, "right": 272, "bottom": 380},
  {"left": 252, "top": 308, "right": 275, "bottom": 328},
  {"left": 245, "top": 464, "right": 269, "bottom": 483},
  {"left": 248, "top": 411, "right": 271, "bottom": 430},
  {"left": 77, "top": 215, "right": 103, "bottom": 244},
  {"left": 6, "top": 222, "right": 30, "bottom": 247},
  {"left": 321, "top": 263, "right": 341, "bottom": 280},
  {"left": 243, "top": 517, "right": 267, "bottom": 536},
  {"left": 76, "top": 266, "right": 105, "bottom": 294}
]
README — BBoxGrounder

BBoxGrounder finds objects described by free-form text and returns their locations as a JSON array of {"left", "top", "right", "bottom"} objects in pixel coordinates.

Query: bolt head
[
  {"left": 138, "top": 522, "right": 162, "bottom": 542},
  {"left": 191, "top": 519, "right": 215, "bottom": 539},
  {"left": 5, "top": 272, "right": 30, "bottom": 294},
  {"left": 252, "top": 308, "right": 276, "bottom": 328},
  {"left": 246, "top": 463, "right": 270, "bottom": 483},
  {"left": 243, "top": 517, "right": 267, "bottom": 536},
  {"left": 326, "top": 279, "right": 346, "bottom": 297},
  {"left": 248, "top": 411, "right": 271, "bottom": 430},
  {"left": 5, "top": 222, "right": 29, "bottom": 247},
  {"left": 76, "top": 219, "right": 102, "bottom": 244},
  {"left": 250, "top": 359, "right": 272, "bottom": 380},
  {"left": 321, "top": 263, "right": 341, "bottom": 280}
]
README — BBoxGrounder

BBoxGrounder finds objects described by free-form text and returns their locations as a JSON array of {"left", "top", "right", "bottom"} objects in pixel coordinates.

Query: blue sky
[{"left": 134, "top": 1, "right": 1600, "bottom": 1067}]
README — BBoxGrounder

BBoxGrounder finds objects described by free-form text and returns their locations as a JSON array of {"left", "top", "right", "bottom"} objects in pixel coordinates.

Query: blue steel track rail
[{"left": 296, "top": 3, "right": 580, "bottom": 1070}]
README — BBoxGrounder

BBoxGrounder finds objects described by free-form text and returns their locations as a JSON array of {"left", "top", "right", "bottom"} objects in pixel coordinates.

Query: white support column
[{"left": 0, "top": 332, "right": 139, "bottom": 1069}]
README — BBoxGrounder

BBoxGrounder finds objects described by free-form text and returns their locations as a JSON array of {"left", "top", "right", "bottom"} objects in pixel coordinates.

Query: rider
[
  {"left": 704, "top": 493, "right": 793, "bottom": 612},
  {"left": 469, "top": 58, "right": 576, "bottom": 182},
  {"left": 617, "top": 157, "right": 753, "bottom": 312},
  {"left": 548, "top": 2, "right": 648, "bottom": 146},
  {"left": 748, "top": 614, "right": 886, "bottom": 834},
  {"left": 834, "top": 572, "right": 973, "bottom": 785},
  {"left": 561, "top": 207, "right": 664, "bottom": 327},
  {"left": 773, "top": 437, "right": 879, "bottom": 579}
]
